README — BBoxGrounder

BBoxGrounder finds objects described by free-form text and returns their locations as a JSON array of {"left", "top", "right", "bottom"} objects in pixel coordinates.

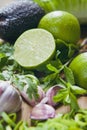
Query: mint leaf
[
  {"left": 53, "top": 88, "right": 69, "bottom": 104},
  {"left": 68, "top": 43, "right": 78, "bottom": 58},
  {"left": 43, "top": 72, "right": 58, "bottom": 90},
  {"left": 64, "top": 66, "right": 75, "bottom": 85},
  {"left": 47, "top": 59, "right": 63, "bottom": 72},
  {"left": 71, "top": 85, "right": 87, "bottom": 95},
  {"left": 69, "top": 92, "right": 79, "bottom": 111},
  {"left": 47, "top": 64, "right": 58, "bottom": 73}
]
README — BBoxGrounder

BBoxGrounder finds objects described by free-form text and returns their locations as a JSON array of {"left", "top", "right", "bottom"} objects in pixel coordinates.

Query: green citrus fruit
[
  {"left": 69, "top": 52, "right": 87, "bottom": 89},
  {"left": 38, "top": 11, "right": 80, "bottom": 43},
  {"left": 14, "top": 28, "right": 55, "bottom": 69}
]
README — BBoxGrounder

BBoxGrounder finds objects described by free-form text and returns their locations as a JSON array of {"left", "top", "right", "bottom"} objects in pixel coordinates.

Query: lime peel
[
  {"left": 38, "top": 11, "right": 80, "bottom": 43},
  {"left": 69, "top": 52, "right": 87, "bottom": 89}
]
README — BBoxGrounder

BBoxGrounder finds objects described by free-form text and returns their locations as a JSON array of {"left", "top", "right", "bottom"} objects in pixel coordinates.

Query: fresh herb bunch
[
  {"left": 42, "top": 63, "right": 87, "bottom": 113},
  {"left": 0, "top": 43, "right": 39, "bottom": 99},
  {"left": 0, "top": 43, "right": 87, "bottom": 112}
]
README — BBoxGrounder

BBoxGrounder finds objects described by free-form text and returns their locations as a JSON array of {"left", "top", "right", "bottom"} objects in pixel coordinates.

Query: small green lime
[
  {"left": 69, "top": 52, "right": 87, "bottom": 89},
  {"left": 38, "top": 11, "right": 80, "bottom": 43},
  {"left": 14, "top": 28, "right": 55, "bottom": 69}
]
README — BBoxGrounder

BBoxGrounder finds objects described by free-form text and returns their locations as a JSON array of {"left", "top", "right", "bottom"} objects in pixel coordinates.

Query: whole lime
[
  {"left": 69, "top": 52, "right": 87, "bottom": 89},
  {"left": 38, "top": 11, "right": 80, "bottom": 43}
]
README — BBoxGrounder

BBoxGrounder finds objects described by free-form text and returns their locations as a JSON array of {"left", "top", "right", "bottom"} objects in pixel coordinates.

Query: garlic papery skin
[
  {"left": 0, "top": 80, "right": 22, "bottom": 113},
  {"left": 21, "top": 86, "right": 45, "bottom": 107},
  {"left": 30, "top": 103, "right": 55, "bottom": 120},
  {"left": 46, "top": 85, "right": 61, "bottom": 107}
]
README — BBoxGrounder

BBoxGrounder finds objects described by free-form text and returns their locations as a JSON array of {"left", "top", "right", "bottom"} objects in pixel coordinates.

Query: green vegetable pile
[
  {"left": 1, "top": 109, "right": 87, "bottom": 130},
  {"left": 0, "top": 112, "right": 30, "bottom": 130},
  {"left": 0, "top": 42, "right": 86, "bottom": 111},
  {"left": 0, "top": 39, "right": 87, "bottom": 129},
  {"left": 32, "top": 109, "right": 87, "bottom": 130}
]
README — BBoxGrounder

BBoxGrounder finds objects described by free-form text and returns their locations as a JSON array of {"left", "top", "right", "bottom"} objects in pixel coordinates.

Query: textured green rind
[
  {"left": 69, "top": 52, "right": 87, "bottom": 89},
  {"left": 38, "top": 11, "right": 80, "bottom": 43},
  {"left": 34, "top": 0, "right": 87, "bottom": 24}
]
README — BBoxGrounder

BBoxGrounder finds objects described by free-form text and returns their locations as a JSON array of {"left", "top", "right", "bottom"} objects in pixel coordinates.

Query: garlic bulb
[{"left": 0, "top": 80, "right": 22, "bottom": 113}]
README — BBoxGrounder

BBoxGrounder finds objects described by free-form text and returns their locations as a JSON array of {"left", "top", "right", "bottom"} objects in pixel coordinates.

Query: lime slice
[{"left": 14, "top": 29, "right": 55, "bottom": 69}]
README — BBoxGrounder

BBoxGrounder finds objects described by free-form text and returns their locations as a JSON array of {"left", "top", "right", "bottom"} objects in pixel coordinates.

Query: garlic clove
[
  {"left": 46, "top": 85, "right": 61, "bottom": 106},
  {"left": 0, "top": 80, "right": 9, "bottom": 96},
  {"left": 40, "top": 96, "right": 48, "bottom": 104},
  {"left": 6, "top": 86, "right": 22, "bottom": 113},
  {"left": 30, "top": 103, "right": 56, "bottom": 120},
  {"left": 21, "top": 86, "right": 45, "bottom": 107},
  {"left": 0, "top": 80, "right": 22, "bottom": 113},
  {"left": 12, "top": 96, "right": 22, "bottom": 112}
]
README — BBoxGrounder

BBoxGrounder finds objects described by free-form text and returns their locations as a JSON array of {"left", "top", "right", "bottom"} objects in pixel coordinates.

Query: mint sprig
[{"left": 43, "top": 64, "right": 87, "bottom": 112}]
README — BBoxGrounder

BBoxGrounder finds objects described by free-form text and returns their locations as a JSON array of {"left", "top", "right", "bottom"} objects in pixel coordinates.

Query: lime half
[{"left": 14, "top": 29, "right": 55, "bottom": 69}]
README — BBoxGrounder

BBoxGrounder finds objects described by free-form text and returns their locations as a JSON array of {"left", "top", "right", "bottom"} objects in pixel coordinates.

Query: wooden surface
[
  {"left": 17, "top": 100, "right": 32, "bottom": 125},
  {"left": 17, "top": 95, "right": 87, "bottom": 125}
]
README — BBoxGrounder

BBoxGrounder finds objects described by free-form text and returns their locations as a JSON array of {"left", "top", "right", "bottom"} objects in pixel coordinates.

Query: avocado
[{"left": 0, "top": 1, "right": 45, "bottom": 43}]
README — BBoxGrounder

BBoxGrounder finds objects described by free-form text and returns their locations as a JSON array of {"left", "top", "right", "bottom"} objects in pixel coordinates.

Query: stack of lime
[{"left": 14, "top": 11, "right": 80, "bottom": 69}]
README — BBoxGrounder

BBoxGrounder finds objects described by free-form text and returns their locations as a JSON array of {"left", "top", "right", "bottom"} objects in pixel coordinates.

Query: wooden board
[{"left": 17, "top": 95, "right": 87, "bottom": 124}]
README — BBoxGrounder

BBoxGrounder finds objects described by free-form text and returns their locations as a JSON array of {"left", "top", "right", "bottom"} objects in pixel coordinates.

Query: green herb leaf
[
  {"left": 68, "top": 43, "right": 78, "bottom": 58},
  {"left": 47, "top": 63, "right": 58, "bottom": 73},
  {"left": 43, "top": 72, "right": 58, "bottom": 90},
  {"left": 0, "top": 53, "right": 6, "bottom": 59},
  {"left": 26, "top": 75, "right": 39, "bottom": 99},
  {"left": 70, "top": 85, "right": 87, "bottom": 95},
  {"left": 0, "top": 43, "right": 13, "bottom": 57},
  {"left": 69, "top": 92, "right": 79, "bottom": 111},
  {"left": 53, "top": 88, "right": 69, "bottom": 105},
  {"left": 64, "top": 66, "right": 75, "bottom": 85},
  {"left": 0, "top": 124, "right": 4, "bottom": 130}
]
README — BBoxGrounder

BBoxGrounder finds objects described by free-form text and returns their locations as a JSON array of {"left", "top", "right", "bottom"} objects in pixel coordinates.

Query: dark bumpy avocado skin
[{"left": 0, "top": 1, "right": 45, "bottom": 43}]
